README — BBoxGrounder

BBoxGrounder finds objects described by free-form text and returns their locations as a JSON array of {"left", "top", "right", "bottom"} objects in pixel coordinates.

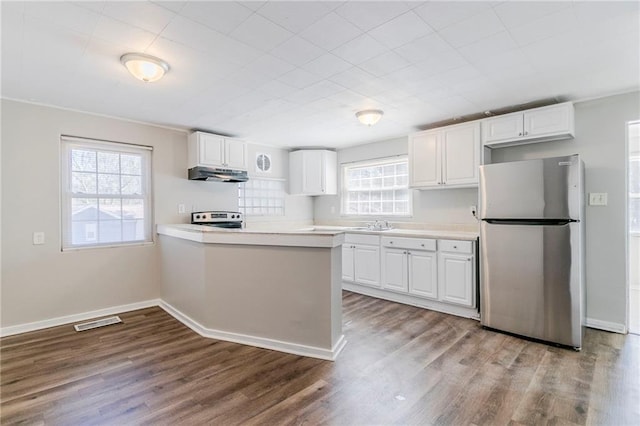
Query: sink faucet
[{"left": 367, "top": 220, "right": 392, "bottom": 231}]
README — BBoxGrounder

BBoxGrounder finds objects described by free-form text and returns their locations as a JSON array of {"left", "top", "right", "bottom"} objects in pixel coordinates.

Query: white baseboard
[
  {"left": 0, "top": 299, "right": 161, "bottom": 337},
  {"left": 159, "top": 300, "right": 345, "bottom": 361},
  {"left": 585, "top": 317, "right": 627, "bottom": 334}
]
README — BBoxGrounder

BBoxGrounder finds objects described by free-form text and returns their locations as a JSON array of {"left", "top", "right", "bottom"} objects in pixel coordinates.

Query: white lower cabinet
[
  {"left": 381, "top": 237, "right": 437, "bottom": 298},
  {"left": 345, "top": 234, "right": 477, "bottom": 318},
  {"left": 438, "top": 252, "right": 474, "bottom": 307},
  {"left": 409, "top": 250, "right": 438, "bottom": 299},
  {"left": 438, "top": 240, "right": 475, "bottom": 308},
  {"left": 342, "top": 234, "right": 380, "bottom": 288}
]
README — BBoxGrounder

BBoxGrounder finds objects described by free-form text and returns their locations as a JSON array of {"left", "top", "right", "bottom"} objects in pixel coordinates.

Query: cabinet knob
[
  {"left": 453, "top": 245, "right": 458, "bottom": 249},
  {"left": 524, "top": 131, "right": 528, "bottom": 136},
  {"left": 404, "top": 251, "right": 407, "bottom": 254},
  {"left": 421, "top": 243, "right": 425, "bottom": 247},
  {"left": 518, "top": 132, "right": 523, "bottom": 136},
  {"left": 390, "top": 241, "right": 393, "bottom": 244},
  {"left": 468, "top": 258, "right": 472, "bottom": 261}
]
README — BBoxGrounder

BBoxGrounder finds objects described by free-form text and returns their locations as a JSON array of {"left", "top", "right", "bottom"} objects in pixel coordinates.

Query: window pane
[
  {"left": 121, "top": 154, "right": 142, "bottom": 175},
  {"left": 71, "top": 150, "right": 96, "bottom": 172},
  {"left": 123, "top": 219, "right": 145, "bottom": 241},
  {"left": 123, "top": 199, "right": 144, "bottom": 219},
  {"left": 98, "top": 152, "right": 120, "bottom": 173},
  {"left": 98, "top": 174, "right": 120, "bottom": 194},
  {"left": 72, "top": 221, "right": 98, "bottom": 245},
  {"left": 99, "top": 198, "right": 121, "bottom": 219},
  {"left": 72, "top": 172, "right": 97, "bottom": 194},
  {"left": 72, "top": 198, "right": 98, "bottom": 220},
  {"left": 630, "top": 158, "right": 640, "bottom": 194},
  {"left": 121, "top": 175, "right": 142, "bottom": 195},
  {"left": 99, "top": 221, "right": 122, "bottom": 243},
  {"left": 631, "top": 198, "right": 640, "bottom": 233}
]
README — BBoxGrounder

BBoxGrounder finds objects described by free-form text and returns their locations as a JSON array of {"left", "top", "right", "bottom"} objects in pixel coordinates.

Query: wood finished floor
[{"left": 1, "top": 291, "right": 638, "bottom": 425}]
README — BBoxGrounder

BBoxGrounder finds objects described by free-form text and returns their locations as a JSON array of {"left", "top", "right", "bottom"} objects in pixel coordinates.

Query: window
[
  {"left": 342, "top": 157, "right": 411, "bottom": 216},
  {"left": 61, "top": 136, "right": 153, "bottom": 250},
  {"left": 630, "top": 121, "right": 640, "bottom": 234},
  {"left": 238, "top": 178, "right": 285, "bottom": 216}
]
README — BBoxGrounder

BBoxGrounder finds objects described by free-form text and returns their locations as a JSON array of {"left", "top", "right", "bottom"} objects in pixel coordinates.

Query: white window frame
[
  {"left": 60, "top": 136, "right": 153, "bottom": 250},
  {"left": 341, "top": 156, "right": 412, "bottom": 217},
  {"left": 238, "top": 178, "right": 286, "bottom": 217}
]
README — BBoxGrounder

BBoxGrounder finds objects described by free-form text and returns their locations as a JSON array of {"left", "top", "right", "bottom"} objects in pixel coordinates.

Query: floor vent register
[{"left": 74, "top": 315, "right": 122, "bottom": 332}]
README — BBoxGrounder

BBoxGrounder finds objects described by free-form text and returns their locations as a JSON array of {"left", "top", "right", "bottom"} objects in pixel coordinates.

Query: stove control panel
[{"left": 191, "top": 211, "right": 243, "bottom": 224}]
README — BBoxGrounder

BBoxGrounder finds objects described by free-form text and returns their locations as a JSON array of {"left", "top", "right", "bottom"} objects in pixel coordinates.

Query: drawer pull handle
[
  {"left": 453, "top": 245, "right": 458, "bottom": 249},
  {"left": 421, "top": 243, "right": 425, "bottom": 247}
]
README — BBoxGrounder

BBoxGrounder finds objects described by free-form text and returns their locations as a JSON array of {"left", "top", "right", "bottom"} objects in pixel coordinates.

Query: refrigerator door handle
[{"left": 483, "top": 219, "right": 577, "bottom": 226}]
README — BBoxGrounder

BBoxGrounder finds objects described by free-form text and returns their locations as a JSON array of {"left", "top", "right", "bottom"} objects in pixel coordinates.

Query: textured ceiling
[{"left": 2, "top": 1, "right": 639, "bottom": 148}]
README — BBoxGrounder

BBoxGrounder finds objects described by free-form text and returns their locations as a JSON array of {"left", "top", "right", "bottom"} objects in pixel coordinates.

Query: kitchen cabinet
[
  {"left": 381, "top": 237, "right": 437, "bottom": 298},
  {"left": 344, "top": 234, "right": 478, "bottom": 319},
  {"left": 289, "top": 150, "right": 337, "bottom": 195},
  {"left": 188, "top": 131, "right": 248, "bottom": 170},
  {"left": 409, "top": 121, "right": 480, "bottom": 189},
  {"left": 482, "top": 102, "right": 574, "bottom": 148},
  {"left": 438, "top": 240, "right": 474, "bottom": 307},
  {"left": 342, "top": 234, "right": 380, "bottom": 288}
]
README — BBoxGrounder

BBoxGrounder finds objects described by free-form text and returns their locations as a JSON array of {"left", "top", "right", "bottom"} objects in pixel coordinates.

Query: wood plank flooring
[{"left": 1, "top": 291, "right": 638, "bottom": 425}]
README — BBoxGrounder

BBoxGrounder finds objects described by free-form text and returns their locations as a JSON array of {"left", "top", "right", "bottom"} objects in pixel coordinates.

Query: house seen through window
[{"left": 61, "top": 137, "right": 153, "bottom": 249}]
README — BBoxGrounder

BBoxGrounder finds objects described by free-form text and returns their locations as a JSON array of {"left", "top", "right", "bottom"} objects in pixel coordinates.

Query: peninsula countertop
[{"left": 157, "top": 224, "right": 478, "bottom": 248}]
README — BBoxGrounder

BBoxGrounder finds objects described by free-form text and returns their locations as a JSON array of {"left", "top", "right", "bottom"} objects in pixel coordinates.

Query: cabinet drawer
[
  {"left": 438, "top": 240, "right": 473, "bottom": 254},
  {"left": 344, "top": 233, "right": 380, "bottom": 245},
  {"left": 381, "top": 237, "right": 436, "bottom": 251}
]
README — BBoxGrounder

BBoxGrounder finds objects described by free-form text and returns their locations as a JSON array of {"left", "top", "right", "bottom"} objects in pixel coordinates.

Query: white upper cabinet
[
  {"left": 289, "top": 150, "right": 337, "bottom": 195},
  {"left": 188, "top": 131, "right": 248, "bottom": 170},
  {"left": 409, "top": 121, "right": 480, "bottom": 189},
  {"left": 482, "top": 102, "right": 575, "bottom": 148}
]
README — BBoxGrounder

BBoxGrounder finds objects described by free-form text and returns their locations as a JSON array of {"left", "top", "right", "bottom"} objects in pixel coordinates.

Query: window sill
[{"left": 62, "top": 241, "right": 155, "bottom": 252}]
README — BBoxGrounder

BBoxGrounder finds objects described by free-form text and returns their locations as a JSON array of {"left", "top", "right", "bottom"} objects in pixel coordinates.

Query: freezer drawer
[{"left": 480, "top": 221, "right": 582, "bottom": 348}]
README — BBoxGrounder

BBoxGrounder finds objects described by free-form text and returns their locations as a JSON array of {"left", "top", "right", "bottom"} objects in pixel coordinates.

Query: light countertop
[{"left": 157, "top": 224, "right": 478, "bottom": 247}]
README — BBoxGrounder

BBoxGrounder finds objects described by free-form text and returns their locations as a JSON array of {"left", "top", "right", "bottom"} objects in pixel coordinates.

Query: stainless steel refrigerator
[{"left": 479, "top": 154, "right": 585, "bottom": 349}]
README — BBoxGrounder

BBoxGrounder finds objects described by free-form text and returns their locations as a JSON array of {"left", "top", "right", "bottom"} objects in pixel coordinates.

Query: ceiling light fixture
[
  {"left": 120, "top": 53, "right": 169, "bottom": 83},
  {"left": 356, "top": 109, "right": 384, "bottom": 126}
]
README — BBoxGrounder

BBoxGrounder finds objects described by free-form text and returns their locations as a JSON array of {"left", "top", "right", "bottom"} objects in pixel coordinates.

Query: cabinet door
[
  {"left": 408, "top": 250, "right": 438, "bottom": 299},
  {"left": 225, "top": 139, "right": 247, "bottom": 170},
  {"left": 442, "top": 122, "right": 480, "bottom": 186},
  {"left": 382, "top": 248, "right": 407, "bottom": 292},
  {"left": 524, "top": 104, "right": 572, "bottom": 138},
  {"left": 198, "top": 134, "right": 225, "bottom": 167},
  {"left": 302, "top": 151, "right": 325, "bottom": 194},
  {"left": 354, "top": 244, "right": 380, "bottom": 287},
  {"left": 482, "top": 114, "right": 524, "bottom": 144},
  {"left": 342, "top": 244, "right": 355, "bottom": 282},
  {"left": 438, "top": 252, "right": 474, "bottom": 307},
  {"left": 409, "top": 131, "right": 441, "bottom": 187}
]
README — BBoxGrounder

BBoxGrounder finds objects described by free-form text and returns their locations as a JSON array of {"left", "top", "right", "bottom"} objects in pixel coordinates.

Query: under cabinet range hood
[{"left": 188, "top": 166, "right": 249, "bottom": 183}]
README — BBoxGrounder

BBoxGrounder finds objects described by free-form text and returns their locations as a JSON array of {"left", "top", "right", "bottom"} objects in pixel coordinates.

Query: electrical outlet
[
  {"left": 178, "top": 203, "right": 186, "bottom": 214},
  {"left": 589, "top": 193, "right": 608, "bottom": 206},
  {"left": 33, "top": 232, "right": 45, "bottom": 245}
]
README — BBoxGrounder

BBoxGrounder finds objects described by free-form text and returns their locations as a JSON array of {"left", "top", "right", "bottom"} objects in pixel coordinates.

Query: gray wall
[
  {"left": 313, "top": 137, "right": 479, "bottom": 228},
  {"left": 0, "top": 99, "right": 312, "bottom": 327},
  {"left": 490, "top": 91, "right": 639, "bottom": 328}
]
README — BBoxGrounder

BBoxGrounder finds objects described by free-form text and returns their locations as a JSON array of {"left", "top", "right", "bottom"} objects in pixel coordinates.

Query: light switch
[
  {"left": 178, "top": 203, "right": 186, "bottom": 214},
  {"left": 589, "top": 193, "right": 608, "bottom": 206},
  {"left": 33, "top": 232, "right": 45, "bottom": 245}
]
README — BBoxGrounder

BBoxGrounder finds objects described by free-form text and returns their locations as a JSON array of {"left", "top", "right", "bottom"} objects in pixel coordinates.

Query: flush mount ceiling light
[
  {"left": 356, "top": 109, "right": 384, "bottom": 126},
  {"left": 120, "top": 53, "right": 169, "bottom": 83}
]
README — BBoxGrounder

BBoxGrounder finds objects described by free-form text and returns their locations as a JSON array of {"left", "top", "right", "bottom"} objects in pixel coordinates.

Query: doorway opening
[{"left": 628, "top": 121, "right": 639, "bottom": 334}]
